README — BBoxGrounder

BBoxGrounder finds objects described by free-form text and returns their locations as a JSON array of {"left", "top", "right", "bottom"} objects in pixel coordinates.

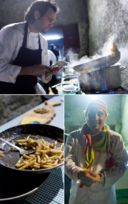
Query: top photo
[{"left": 0, "top": 0, "right": 127, "bottom": 94}]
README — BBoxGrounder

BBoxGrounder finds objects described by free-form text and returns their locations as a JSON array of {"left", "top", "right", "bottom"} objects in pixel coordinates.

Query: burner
[
  {"left": 79, "top": 65, "right": 122, "bottom": 94},
  {"left": 82, "top": 86, "right": 128, "bottom": 94}
]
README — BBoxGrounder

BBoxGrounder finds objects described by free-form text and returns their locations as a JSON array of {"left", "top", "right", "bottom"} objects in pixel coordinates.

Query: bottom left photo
[{"left": 0, "top": 95, "right": 64, "bottom": 204}]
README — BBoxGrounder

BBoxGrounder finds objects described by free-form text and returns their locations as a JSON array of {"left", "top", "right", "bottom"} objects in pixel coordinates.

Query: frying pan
[
  {"left": 73, "top": 51, "right": 120, "bottom": 74},
  {"left": 0, "top": 124, "right": 64, "bottom": 174},
  {"left": 0, "top": 165, "right": 49, "bottom": 203}
]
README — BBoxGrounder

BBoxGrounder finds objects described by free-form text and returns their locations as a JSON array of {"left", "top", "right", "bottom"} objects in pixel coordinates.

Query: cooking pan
[
  {"left": 73, "top": 51, "right": 120, "bottom": 74},
  {"left": 0, "top": 165, "right": 49, "bottom": 203},
  {"left": 0, "top": 124, "right": 64, "bottom": 174}
]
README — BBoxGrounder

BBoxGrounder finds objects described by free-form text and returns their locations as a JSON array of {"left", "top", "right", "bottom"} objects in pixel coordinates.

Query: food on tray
[
  {"left": 33, "top": 104, "right": 55, "bottom": 115},
  {"left": 45, "top": 100, "right": 61, "bottom": 106},
  {"left": 15, "top": 136, "right": 64, "bottom": 170},
  {"left": 34, "top": 107, "right": 49, "bottom": 114},
  {"left": 20, "top": 104, "right": 56, "bottom": 125}
]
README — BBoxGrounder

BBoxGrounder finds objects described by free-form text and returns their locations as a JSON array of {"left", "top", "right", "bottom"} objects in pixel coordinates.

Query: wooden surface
[{"left": 19, "top": 104, "right": 56, "bottom": 125}]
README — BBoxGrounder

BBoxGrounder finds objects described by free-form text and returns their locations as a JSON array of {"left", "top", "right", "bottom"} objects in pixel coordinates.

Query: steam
[
  {"left": 119, "top": 0, "right": 128, "bottom": 10},
  {"left": 65, "top": 0, "right": 128, "bottom": 91},
  {"left": 65, "top": 35, "right": 119, "bottom": 70},
  {"left": 65, "top": 36, "right": 121, "bottom": 91},
  {"left": 118, "top": 45, "right": 128, "bottom": 67},
  {"left": 65, "top": 50, "right": 101, "bottom": 70},
  {"left": 100, "top": 35, "right": 118, "bottom": 56}
]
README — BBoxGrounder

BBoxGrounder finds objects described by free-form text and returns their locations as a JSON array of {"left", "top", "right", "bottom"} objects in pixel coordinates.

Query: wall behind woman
[
  {"left": 65, "top": 95, "right": 122, "bottom": 135},
  {"left": 121, "top": 95, "right": 128, "bottom": 149}
]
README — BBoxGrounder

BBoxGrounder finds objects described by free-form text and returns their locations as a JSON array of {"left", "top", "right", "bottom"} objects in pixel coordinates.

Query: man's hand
[
  {"left": 78, "top": 170, "right": 100, "bottom": 187},
  {"left": 20, "top": 65, "right": 52, "bottom": 76},
  {"left": 51, "top": 66, "right": 63, "bottom": 75}
]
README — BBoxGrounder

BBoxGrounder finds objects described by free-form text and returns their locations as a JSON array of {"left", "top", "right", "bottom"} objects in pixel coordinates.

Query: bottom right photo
[{"left": 64, "top": 95, "right": 128, "bottom": 204}]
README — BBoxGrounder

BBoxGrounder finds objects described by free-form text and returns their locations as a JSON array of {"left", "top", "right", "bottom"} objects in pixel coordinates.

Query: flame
[
  {"left": 111, "top": 43, "right": 119, "bottom": 53},
  {"left": 101, "top": 36, "right": 119, "bottom": 55}
]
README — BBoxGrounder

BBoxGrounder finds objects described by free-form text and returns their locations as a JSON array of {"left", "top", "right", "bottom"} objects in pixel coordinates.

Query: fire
[{"left": 101, "top": 36, "right": 119, "bottom": 56}]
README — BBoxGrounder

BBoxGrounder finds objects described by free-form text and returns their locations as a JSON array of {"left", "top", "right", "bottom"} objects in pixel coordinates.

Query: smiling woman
[
  {"left": 65, "top": 95, "right": 122, "bottom": 134},
  {"left": 65, "top": 95, "right": 128, "bottom": 204},
  {"left": 85, "top": 99, "right": 107, "bottom": 134}
]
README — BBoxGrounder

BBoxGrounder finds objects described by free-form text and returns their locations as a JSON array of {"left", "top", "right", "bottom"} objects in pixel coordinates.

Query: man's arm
[
  {"left": 0, "top": 26, "right": 54, "bottom": 83},
  {"left": 19, "top": 65, "right": 52, "bottom": 76},
  {"left": 0, "top": 26, "right": 22, "bottom": 83}
]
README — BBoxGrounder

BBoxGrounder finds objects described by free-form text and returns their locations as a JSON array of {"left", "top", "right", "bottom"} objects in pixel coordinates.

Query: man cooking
[
  {"left": 65, "top": 99, "right": 128, "bottom": 204},
  {"left": 0, "top": 0, "right": 61, "bottom": 94}
]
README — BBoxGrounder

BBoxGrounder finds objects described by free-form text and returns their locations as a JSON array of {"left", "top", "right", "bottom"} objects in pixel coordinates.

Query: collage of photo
[{"left": 0, "top": 0, "right": 128, "bottom": 204}]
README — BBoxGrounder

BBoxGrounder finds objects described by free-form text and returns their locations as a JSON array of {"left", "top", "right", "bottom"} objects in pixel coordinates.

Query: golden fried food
[
  {"left": 15, "top": 136, "right": 64, "bottom": 170},
  {"left": 34, "top": 107, "right": 49, "bottom": 114}
]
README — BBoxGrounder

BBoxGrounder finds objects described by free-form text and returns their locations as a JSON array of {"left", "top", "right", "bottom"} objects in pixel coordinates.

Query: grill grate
[{"left": 26, "top": 168, "right": 64, "bottom": 204}]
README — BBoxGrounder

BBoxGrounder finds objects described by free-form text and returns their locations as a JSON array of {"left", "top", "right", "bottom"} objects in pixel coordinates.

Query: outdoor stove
[
  {"left": 72, "top": 50, "right": 126, "bottom": 94},
  {"left": 79, "top": 65, "right": 123, "bottom": 93}
]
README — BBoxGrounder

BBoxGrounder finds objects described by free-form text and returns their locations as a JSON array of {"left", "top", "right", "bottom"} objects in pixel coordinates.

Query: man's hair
[{"left": 24, "top": 0, "right": 59, "bottom": 23}]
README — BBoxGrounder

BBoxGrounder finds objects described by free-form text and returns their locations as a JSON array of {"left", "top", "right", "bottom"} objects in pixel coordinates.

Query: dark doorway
[
  {"left": 62, "top": 23, "right": 80, "bottom": 54},
  {"left": 43, "top": 23, "right": 80, "bottom": 59}
]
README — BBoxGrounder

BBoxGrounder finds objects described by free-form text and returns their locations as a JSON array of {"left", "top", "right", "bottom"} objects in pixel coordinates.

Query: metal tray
[{"left": 73, "top": 51, "right": 120, "bottom": 74}]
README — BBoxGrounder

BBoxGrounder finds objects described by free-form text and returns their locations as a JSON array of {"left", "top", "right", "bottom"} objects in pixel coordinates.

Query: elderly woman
[{"left": 65, "top": 99, "right": 128, "bottom": 204}]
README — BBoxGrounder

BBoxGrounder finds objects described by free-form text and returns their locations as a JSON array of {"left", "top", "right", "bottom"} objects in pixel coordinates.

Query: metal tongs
[{"left": 0, "top": 137, "right": 33, "bottom": 155}]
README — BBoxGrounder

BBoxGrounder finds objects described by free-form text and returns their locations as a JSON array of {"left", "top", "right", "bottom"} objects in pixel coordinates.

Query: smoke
[
  {"left": 65, "top": 0, "right": 128, "bottom": 91},
  {"left": 65, "top": 49, "right": 102, "bottom": 71},
  {"left": 89, "top": 0, "right": 128, "bottom": 66},
  {"left": 119, "top": 0, "right": 128, "bottom": 10},
  {"left": 100, "top": 35, "right": 118, "bottom": 56},
  {"left": 65, "top": 35, "right": 121, "bottom": 92},
  {"left": 64, "top": 50, "right": 105, "bottom": 92},
  {"left": 66, "top": 35, "right": 119, "bottom": 71},
  {"left": 119, "top": 45, "right": 128, "bottom": 67}
]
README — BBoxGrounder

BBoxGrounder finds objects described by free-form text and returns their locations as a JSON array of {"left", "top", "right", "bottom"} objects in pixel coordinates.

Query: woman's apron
[{"left": 0, "top": 23, "right": 42, "bottom": 94}]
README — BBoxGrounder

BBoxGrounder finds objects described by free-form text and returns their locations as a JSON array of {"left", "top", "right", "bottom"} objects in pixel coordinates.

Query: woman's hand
[
  {"left": 85, "top": 171, "right": 100, "bottom": 182},
  {"left": 78, "top": 170, "right": 100, "bottom": 187}
]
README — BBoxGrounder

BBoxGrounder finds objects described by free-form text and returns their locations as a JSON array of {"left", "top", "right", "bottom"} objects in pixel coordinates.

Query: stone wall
[
  {"left": 88, "top": 0, "right": 128, "bottom": 89},
  {"left": 89, "top": 0, "right": 128, "bottom": 54},
  {"left": 0, "top": 95, "right": 41, "bottom": 126}
]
